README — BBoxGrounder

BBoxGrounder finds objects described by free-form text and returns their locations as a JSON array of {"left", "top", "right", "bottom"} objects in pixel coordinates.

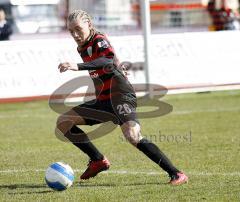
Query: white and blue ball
[{"left": 45, "top": 162, "right": 74, "bottom": 191}]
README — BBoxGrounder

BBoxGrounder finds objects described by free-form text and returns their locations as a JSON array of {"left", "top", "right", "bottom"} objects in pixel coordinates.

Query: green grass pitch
[{"left": 0, "top": 90, "right": 239, "bottom": 201}]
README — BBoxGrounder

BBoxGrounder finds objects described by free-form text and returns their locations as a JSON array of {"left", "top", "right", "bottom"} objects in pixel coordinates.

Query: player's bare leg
[
  {"left": 56, "top": 109, "right": 110, "bottom": 180},
  {"left": 120, "top": 121, "right": 188, "bottom": 185}
]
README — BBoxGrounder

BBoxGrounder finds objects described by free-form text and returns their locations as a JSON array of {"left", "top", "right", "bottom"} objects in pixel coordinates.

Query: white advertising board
[{"left": 0, "top": 31, "right": 240, "bottom": 102}]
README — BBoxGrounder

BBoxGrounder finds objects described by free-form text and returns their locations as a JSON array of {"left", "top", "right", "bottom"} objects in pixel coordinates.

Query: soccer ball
[{"left": 45, "top": 162, "right": 74, "bottom": 191}]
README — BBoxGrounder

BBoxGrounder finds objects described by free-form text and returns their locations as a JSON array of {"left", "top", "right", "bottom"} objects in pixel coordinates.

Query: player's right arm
[
  {"left": 58, "top": 57, "right": 114, "bottom": 73},
  {"left": 58, "top": 62, "right": 78, "bottom": 73},
  {"left": 58, "top": 35, "right": 116, "bottom": 73}
]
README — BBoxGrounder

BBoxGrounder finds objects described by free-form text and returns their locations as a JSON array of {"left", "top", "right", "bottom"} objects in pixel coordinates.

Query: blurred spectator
[
  {"left": 0, "top": 8, "right": 12, "bottom": 40},
  {"left": 207, "top": 0, "right": 240, "bottom": 31}
]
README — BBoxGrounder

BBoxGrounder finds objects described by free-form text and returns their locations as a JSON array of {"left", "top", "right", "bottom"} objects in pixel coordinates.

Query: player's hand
[
  {"left": 58, "top": 62, "right": 78, "bottom": 73},
  {"left": 122, "top": 64, "right": 129, "bottom": 76},
  {"left": 118, "top": 63, "right": 129, "bottom": 76}
]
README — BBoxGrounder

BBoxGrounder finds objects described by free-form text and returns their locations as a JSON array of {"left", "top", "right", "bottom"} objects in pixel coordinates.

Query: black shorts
[{"left": 72, "top": 95, "right": 139, "bottom": 126}]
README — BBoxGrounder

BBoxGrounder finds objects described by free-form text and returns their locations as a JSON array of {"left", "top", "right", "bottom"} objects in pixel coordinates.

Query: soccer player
[{"left": 56, "top": 10, "right": 188, "bottom": 185}]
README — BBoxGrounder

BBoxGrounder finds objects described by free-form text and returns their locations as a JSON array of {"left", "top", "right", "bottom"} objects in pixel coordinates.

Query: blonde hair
[{"left": 68, "top": 10, "right": 96, "bottom": 33}]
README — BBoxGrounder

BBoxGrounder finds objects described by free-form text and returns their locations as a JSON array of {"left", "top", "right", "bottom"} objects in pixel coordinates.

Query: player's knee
[
  {"left": 56, "top": 115, "right": 74, "bottom": 134},
  {"left": 124, "top": 131, "right": 142, "bottom": 146},
  {"left": 121, "top": 121, "right": 142, "bottom": 146}
]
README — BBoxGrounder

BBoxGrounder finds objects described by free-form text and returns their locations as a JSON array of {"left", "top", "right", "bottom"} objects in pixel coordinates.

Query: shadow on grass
[
  {"left": 0, "top": 184, "right": 53, "bottom": 195},
  {"left": 76, "top": 181, "right": 166, "bottom": 188},
  {"left": 0, "top": 184, "right": 47, "bottom": 189},
  {"left": 1, "top": 181, "right": 166, "bottom": 195},
  {"left": 8, "top": 190, "right": 53, "bottom": 195}
]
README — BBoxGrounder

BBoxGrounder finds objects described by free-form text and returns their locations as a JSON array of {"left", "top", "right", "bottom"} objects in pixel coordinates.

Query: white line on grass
[{"left": 0, "top": 169, "right": 240, "bottom": 176}]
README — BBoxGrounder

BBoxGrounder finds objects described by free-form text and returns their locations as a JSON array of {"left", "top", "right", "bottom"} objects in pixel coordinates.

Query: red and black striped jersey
[{"left": 77, "top": 32, "right": 135, "bottom": 101}]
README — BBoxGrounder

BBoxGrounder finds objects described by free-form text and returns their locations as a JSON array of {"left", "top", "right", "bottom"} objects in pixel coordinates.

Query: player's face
[{"left": 68, "top": 18, "right": 91, "bottom": 46}]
